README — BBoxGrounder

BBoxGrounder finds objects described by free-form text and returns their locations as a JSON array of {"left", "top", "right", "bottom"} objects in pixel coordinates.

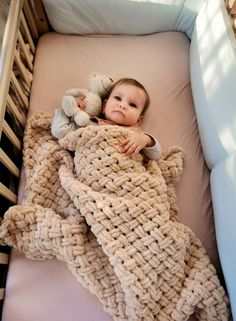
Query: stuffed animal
[{"left": 51, "top": 72, "right": 113, "bottom": 139}]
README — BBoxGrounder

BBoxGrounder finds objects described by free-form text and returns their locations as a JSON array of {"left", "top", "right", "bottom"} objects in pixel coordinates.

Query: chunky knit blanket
[{"left": 0, "top": 112, "right": 229, "bottom": 321}]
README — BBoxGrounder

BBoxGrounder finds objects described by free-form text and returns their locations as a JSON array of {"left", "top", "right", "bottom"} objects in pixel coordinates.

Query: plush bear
[{"left": 51, "top": 72, "right": 113, "bottom": 139}]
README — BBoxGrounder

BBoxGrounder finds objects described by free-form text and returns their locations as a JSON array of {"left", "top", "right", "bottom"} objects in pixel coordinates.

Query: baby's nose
[{"left": 120, "top": 103, "right": 127, "bottom": 110}]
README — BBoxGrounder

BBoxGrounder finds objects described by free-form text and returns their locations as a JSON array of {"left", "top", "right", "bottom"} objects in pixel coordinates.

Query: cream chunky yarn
[{"left": 0, "top": 112, "right": 229, "bottom": 321}]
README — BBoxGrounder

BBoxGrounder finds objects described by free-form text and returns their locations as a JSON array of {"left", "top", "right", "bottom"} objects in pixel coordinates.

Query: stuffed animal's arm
[{"left": 51, "top": 108, "right": 78, "bottom": 139}]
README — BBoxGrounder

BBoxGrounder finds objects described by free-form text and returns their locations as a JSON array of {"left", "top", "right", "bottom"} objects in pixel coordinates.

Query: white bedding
[{"left": 42, "top": 0, "right": 204, "bottom": 38}]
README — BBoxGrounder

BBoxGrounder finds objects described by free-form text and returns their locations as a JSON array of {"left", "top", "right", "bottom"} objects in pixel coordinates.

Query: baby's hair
[{"left": 104, "top": 78, "right": 150, "bottom": 115}]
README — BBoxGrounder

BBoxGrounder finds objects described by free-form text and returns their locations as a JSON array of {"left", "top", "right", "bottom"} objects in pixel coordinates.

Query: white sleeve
[{"left": 142, "top": 133, "right": 161, "bottom": 160}]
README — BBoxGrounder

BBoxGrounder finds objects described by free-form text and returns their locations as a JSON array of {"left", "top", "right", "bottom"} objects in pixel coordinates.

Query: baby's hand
[
  {"left": 75, "top": 96, "right": 86, "bottom": 110},
  {"left": 121, "top": 131, "right": 153, "bottom": 156}
]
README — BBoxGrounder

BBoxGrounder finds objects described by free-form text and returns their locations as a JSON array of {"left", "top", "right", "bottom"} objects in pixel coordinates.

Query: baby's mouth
[{"left": 114, "top": 110, "right": 125, "bottom": 117}]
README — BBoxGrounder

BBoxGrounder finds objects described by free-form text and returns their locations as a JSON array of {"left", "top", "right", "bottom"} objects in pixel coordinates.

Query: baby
[
  {"left": 94, "top": 78, "right": 161, "bottom": 160},
  {"left": 52, "top": 78, "right": 161, "bottom": 160}
]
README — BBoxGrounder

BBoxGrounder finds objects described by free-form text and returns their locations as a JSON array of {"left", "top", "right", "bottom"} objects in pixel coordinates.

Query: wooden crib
[
  {"left": 0, "top": 0, "right": 236, "bottom": 320},
  {"left": 0, "top": 0, "right": 48, "bottom": 314}
]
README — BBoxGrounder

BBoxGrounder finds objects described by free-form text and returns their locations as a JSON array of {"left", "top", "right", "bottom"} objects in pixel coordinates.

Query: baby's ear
[
  {"left": 58, "top": 130, "right": 79, "bottom": 151},
  {"left": 158, "top": 146, "right": 185, "bottom": 184},
  {"left": 137, "top": 115, "right": 143, "bottom": 125}
]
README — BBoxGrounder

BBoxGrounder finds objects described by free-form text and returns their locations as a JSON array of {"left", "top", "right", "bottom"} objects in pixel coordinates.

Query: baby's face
[{"left": 102, "top": 84, "right": 146, "bottom": 126}]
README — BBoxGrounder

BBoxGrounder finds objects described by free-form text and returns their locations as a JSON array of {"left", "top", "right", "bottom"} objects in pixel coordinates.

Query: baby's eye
[
  {"left": 130, "top": 102, "right": 137, "bottom": 108},
  {"left": 114, "top": 95, "right": 121, "bottom": 101}
]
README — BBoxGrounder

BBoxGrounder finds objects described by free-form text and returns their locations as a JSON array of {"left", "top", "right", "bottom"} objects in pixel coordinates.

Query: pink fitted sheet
[{"left": 3, "top": 32, "right": 220, "bottom": 321}]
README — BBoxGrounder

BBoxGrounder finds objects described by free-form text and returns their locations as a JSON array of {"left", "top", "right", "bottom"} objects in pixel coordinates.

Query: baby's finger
[
  {"left": 133, "top": 145, "right": 141, "bottom": 155},
  {"left": 124, "top": 143, "right": 138, "bottom": 155},
  {"left": 122, "top": 140, "right": 134, "bottom": 153},
  {"left": 120, "top": 137, "right": 131, "bottom": 147}
]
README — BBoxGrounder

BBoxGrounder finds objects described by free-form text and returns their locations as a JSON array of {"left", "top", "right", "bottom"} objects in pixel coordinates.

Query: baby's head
[
  {"left": 102, "top": 78, "right": 150, "bottom": 126},
  {"left": 105, "top": 78, "right": 150, "bottom": 114}
]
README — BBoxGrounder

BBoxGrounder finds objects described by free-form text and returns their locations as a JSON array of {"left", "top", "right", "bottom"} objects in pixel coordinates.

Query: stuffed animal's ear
[
  {"left": 102, "top": 75, "right": 114, "bottom": 94},
  {"left": 88, "top": 71, "right": 99, "bottom": 86},
  {"left": 88, "top": 71, "right": 113, "bottom": 97},
  {"left": 158, "top": 146, "right": 185, "bottom": 184},
  {"left": 89, "top": 71, "right": 98, "bottom": 78}
]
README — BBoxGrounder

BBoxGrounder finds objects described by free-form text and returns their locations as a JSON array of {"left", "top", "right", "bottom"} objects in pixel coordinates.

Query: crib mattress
[{"left": 3, "top": 31, "right": 219, "bottom": 321}]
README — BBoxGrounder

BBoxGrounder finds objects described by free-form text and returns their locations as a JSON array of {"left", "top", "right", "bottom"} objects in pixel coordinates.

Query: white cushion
[
  {"left": 210, "top": 152, "right": 236, "bottom": 320},
  {"left": 42, "top": 0, "right": 204, "bottom": 38},
  {"left": 190, "top": 0, "right": 236, "bottom": 169}
]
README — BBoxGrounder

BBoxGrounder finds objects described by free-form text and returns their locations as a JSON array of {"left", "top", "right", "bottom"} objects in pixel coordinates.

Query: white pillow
[
  {"left": 190, "top": 0, "right": 236, "bottom": 169},
  {"left": 210, "top": 152, "right": 236, "bottom": 321},
  {"left": 42, "top": 0, "right": 204, "bottom": 38}
]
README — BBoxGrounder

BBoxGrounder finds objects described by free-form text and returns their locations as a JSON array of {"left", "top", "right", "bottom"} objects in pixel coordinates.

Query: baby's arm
[
  {"left": 121, "top": 130, "right": 161, "bottom": 160},
  {"left": 142, "top": 134, "right": 161, "bottom": 160}
]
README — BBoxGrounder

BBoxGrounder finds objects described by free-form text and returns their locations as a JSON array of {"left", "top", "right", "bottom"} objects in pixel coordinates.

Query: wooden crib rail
[
  {"left": 225, "top": 0, "right": 236, "bottom": 34},
  {"left": 0, "top": 0, "right": 44, "bottom": 314},
  {"left": 0, "top": 0, "right": 23, "bottom": 135}
]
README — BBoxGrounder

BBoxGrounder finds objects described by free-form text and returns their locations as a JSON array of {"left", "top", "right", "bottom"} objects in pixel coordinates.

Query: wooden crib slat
[
  {"left": 0, "top": 149, "right": 20, "bottom": 178},
  {"left": 0, "top": 253, "right": 9, "bottom": 265},
  {"left": 0, "top": 289, "right": 5, "bottom": 301},
  {"left": 228, "top": 0, "right": 236, "bottom": 14},
  {"left": 20, "top": 12, "right": 36, "bottom": 54},
  {"left": 7, "top": 94, "right": 27, "bottom": 128},
  {"left": 2, "top": 120, "right": 21, "bottom": 151},
  {"left": 0, "top": 183, "right": 17, "bottom": 204},
  {"left": 11, "top": 71, "right": 29, "bottom": 111},
  {"left": 226, "top": 0, "right": 236, "bottom": 35},
  {"left": 14, "top": 50, "right": 31, "bottom": 91},
  {"left": 0, "top": 0, "right": 24, "bottom": 135},
  {"left": 17, "top": 30, "right": 33, "bottom": 72},
  {"left": 33, "top": 0, "right": 49, "bottom": 33},
  {"left": 23, "top": 0, "right": 39, "bottom": 41},
  {"left": 231, "top": 0, "right": 236, "bottom": 33}
]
